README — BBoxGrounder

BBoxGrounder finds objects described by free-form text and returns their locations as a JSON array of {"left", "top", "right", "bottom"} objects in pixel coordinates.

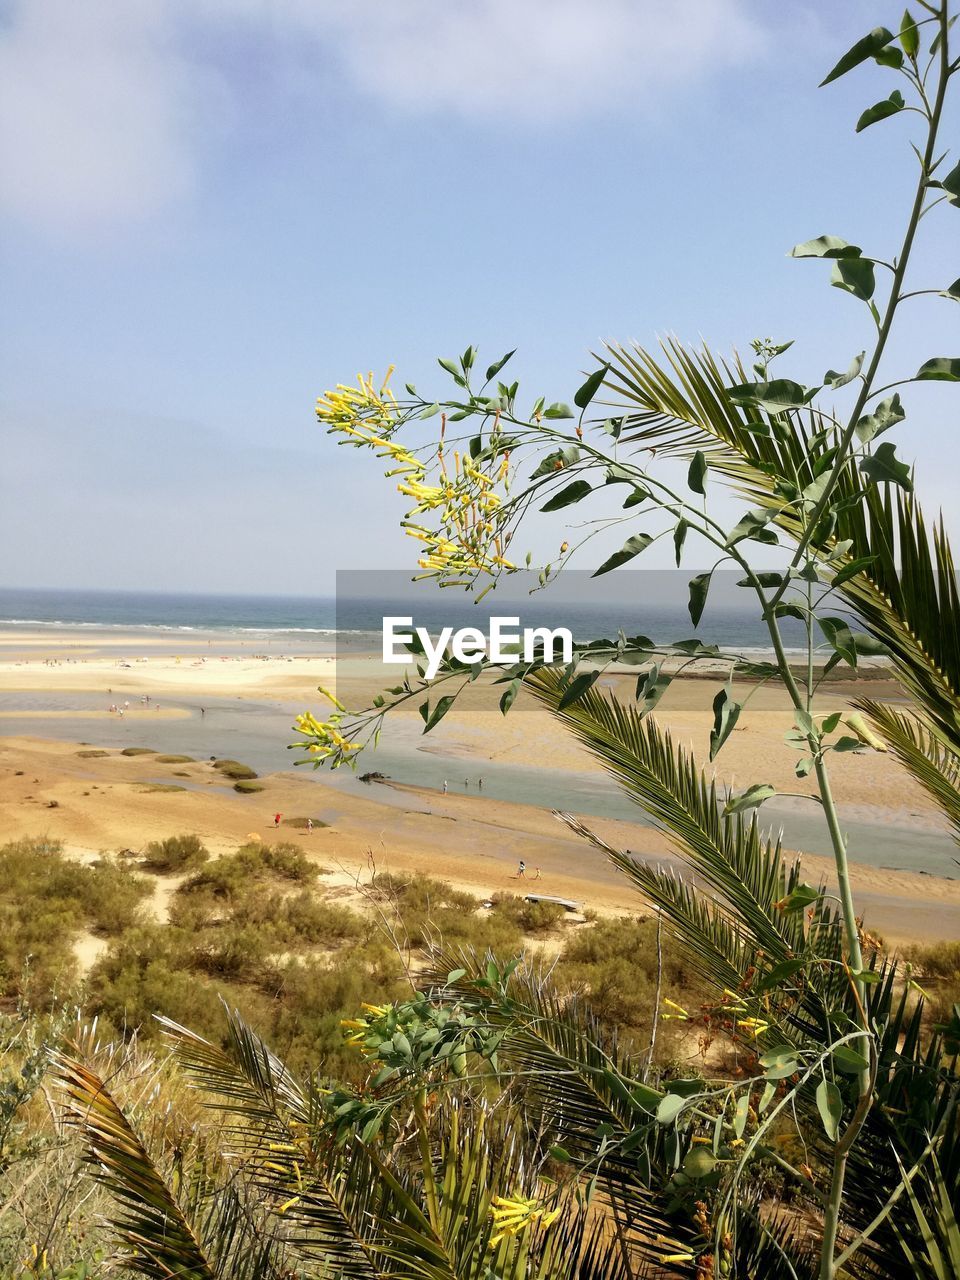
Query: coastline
[{"left": 0, "top": 624, "right": 953, "bottom": 945}]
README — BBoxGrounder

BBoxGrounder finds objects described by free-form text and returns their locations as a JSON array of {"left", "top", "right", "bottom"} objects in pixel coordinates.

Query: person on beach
[
  {"left": 478, "top": 777, "right": 483, "bottom": 790},
  {"left": 307, "top": 818, "right": 313, "bottom": 833},
  {"left": 533, "top": 866, "right": 542, "bottom": 881},
  {"left": 442, "top": 780, "right": 447, "bottom": 794},
  {"left": 274, "top": 812, "right": 281, "bottom": 828},
  {"left": 516, "top": 860, "right": 526, "bottom": 879}
]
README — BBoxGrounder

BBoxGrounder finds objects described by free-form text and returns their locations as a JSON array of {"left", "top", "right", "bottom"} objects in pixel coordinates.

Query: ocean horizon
[{"left": 0, "top": 584, "right": 813, "bottom": 654}]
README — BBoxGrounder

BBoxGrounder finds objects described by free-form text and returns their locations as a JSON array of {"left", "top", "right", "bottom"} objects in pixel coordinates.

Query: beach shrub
[
  {"left": 489, "top": 892, "right": 566, "bottom": 934},
  {"left": 136, "top": 782, "right": 187, "bottom": 793},
  {"left": 75, "top": 749, "right": 109, "bottom": 758},
  {"left": 232, "top": 780, "right": 264, "bottom": 793},
  {"left": 120, "top": 747, "right": 156, "bottom": 757},
  {"left": 212, "top": 759, "right": 258, "bottom": 780},
  {"left": 142, "top": 833, "right": 209, "bottom": 873},
  {"left": 282, "top": 816, "right": 329, "bottom": 829},
  {"left": 155, "top": 754, "right": 195, "bottom": 764},
  {"left": 258, "top": 841, "right": 320, "bottom": 882}
]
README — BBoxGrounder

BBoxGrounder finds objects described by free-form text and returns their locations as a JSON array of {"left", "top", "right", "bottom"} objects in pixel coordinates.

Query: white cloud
[
  {"left": 0, "top": 0, "right": 766, "bottom": 234},
  {"left": 317, "top": 0, "right": 766, "bottom": 122}
]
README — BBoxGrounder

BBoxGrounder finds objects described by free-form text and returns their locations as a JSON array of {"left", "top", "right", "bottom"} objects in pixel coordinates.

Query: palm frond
[
  {"left": 525, "top": 667, "right": 807, "bottom": 964},
  {"left": 602, "top": 339, "right": 960, "bottom": 757},
  {"left": 856, "top": 700, "right": 960, "bottom": 844},
  {"left": 50, "top": 1048, "right": 220, "bottom": 1280}
]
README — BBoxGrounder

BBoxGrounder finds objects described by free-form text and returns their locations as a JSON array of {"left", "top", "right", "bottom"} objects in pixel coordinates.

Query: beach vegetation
[
  {"left": 120, "top": 747, "right": 156, "bottom": 756},
  {"left": 212, "top": 758, "right": 258, "bottom": 779},
  {"left": 154, "top": 753, "right": 195, "bottom": 764},
  {"left": 232, "top": 779, "right": 264, "bottom": 793},
  {"left": 142, "top": 833, "right": 209, "bottom": 873}
]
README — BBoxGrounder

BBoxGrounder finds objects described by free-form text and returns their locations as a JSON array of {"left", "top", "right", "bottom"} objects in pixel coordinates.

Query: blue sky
[{"left": 1, "top": 0, "right": 957, "bottom": 595}]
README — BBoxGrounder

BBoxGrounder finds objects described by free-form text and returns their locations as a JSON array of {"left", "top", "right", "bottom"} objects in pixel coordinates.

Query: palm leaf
[
  {"left": 602, "top": 339, "right": 960, "bottom": 757},
  {"left": 855, "top": 700, "right": 960, "bottom": 844},
  {"left": 50, "top": 1048, "right": 220, "bottom": 1280}
]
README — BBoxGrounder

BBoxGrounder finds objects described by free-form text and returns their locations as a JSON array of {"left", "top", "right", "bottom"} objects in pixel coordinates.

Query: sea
[{"left": 0, "top": 583, "right": 809, "bottom": 654}]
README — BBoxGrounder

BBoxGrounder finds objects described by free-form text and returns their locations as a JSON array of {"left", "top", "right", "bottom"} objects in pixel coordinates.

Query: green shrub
[
  {"left": 137, "top": 783, "right": 187, "bottom": 793},
  {"left": 142, "top": 834, "right": 209, "bottom": 874},
  {"left": 76, "top": 749, "right": 109, "bottom": 758},
  {"left": 233, "top": 780, "right": 264, "bottom": 794},
  {"left": 155, "top": 754, "right": 195, "bottom": 764},
  {"left": 120, "top": 747, "right": 156, "bottom": 756},
  {"left": 213, "top": 759, "right": 258, "bottom": 780},
  {"left": 283, "top": 816, "right": 329, "bottom": 829},
  {"left": 259, "top": 842, "right": 319, "bottom": 882},
  {"left": 489, "top": 892, "right": 566, "bottom": 934}
]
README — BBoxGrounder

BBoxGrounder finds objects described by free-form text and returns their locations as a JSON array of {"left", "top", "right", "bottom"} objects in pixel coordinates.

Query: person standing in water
[{"left": 442, "top": 780, "right": 448, "bottom": 794}]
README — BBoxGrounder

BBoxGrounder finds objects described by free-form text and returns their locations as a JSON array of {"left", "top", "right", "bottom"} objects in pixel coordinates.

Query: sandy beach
[{"left": 0, "top": 626, "right": 955, "bottom": 945}]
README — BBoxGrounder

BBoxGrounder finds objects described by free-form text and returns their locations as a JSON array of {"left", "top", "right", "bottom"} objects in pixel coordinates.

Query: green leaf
[
  {"left": 593, "top": 533, "right": 653, "bottom": 577},
  {"left": 900, "top": 9, "right": 920, "bottom": 57},
  {"left": 709, "top": 685, "right": 741, "bottom": 761},
  {"left": 655, "top": 1093, "right": 686, "bottom": 1125},
  {"left": 423, "top": 695, "right": 456, "bottom": 733},
  {"left": 940, "top": 161, "right": 960, "bottom": 207},
  {"left": 461, "top": 345, "right": 476, "bottom": 371},
  {"left": 855, "top": 392, "right": 904, "bottom": 442},
  {"left": 543, "top": 402, "right": 575, "bottom": 419},
  {"left": 790, "top": 236, "right": 862, "bottom": 259},
  {"left": 820, "top": 27, "right": 895, "bottom": 85},
  {"left": 688, "top": 572, "right": 712, "bottom": 627},
  {"left": 780, "top": 882, "right": 821, "bottom": 913},
  {"left": 420, "top": 401, "right": 441, "bottom": 419},
  {"left": 860, "top": 441, "right": 913, "bottom": 491},
  {"left": 723, "top": 783, "right": 776, "bottom": 815},
  {"left": 942, "top": 278, "right": 960, "bottom": 301},
  {"left": 622, "top": 487, "right": 648, "bottom": 509},
  {"left": 499, "top": 678, "right": 521, "bottom": 715},
  {"left": 574, "top": 363, "right": 610, "bottom": 410},
  {"left": 541, "top": 480, "right": 592, "bottom": 512},
  {"left": 856, "top": 90, "right": 904, "bottom": 132},
  {"left": 558, "top": 670, "right": 599, "bottom": 710},
  {"left": 438, "top": 356, "right": 468, "bottom": 387},
  {"left": 756, "top": 958, "right": 807, "bottom": 993},
  {"left": 683, "top": 1148, "right": 717, "bottom": 1179},
  {"left": 726, "top": 508, "right": 772, "bottom": 547},
  {"left": 831, "top": 257, "right": 876, "bottom": 301},
  {"left": 530, "top": 446, "right": 580, "bottom": 478},
  {"left": 819, "top": 616, "right": 857, "bottom": 668},
  {"left": 831, "top": 555, "right": 877, "bottom": 587},
  {"left": 916, "top": 356, "right": 960, "bottom": 381},
  {"left": 688, "top": 450, "right": 708, "bottom": 494},
  {"left": 446, "top": 967, "right": 466, "bottom": 983},
  {"left": 727, "top": 379, "right": 814, "bottom": 413},
  {"left": 816, "top": 1079, "right": 842, "bottom": 1141},
  {"left": 873, "top": 45, "right": 904, "bottom": 68},
  {"left": 637, "top": 664, "right": 671, "bottom": 715},
  {"left": 832, "top": 1045, "right": 869, "bottom": 1074},
  {"left": 825, "top": 351, "right": 864, "bottom": 387},
  {"left": 485, "top": 349, "right": 515, "bottom": 382},
  {"left": 759, "top": 1046, "right": 799, "bottom": 1080},
  {"left": 832, "top": 736, "right": 866, "bottom": 753},
  {"left": 673, "top": 519, "right": 689, "bottom": 567}
]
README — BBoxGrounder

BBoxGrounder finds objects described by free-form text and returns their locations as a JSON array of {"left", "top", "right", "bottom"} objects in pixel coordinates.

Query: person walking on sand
[
  {"left": 307, "top": 818, "right": 313, "bottom": 833},
  {"left": 442, "top": 779, "right": 448, "bottom": 795},
  {"left": 516, "top": 860, "right": 526, "bottom": 879},
  {"left": 274, "top": 812, "right": 281, "bottom": 828},
  {"left": 533, "top": 866, "right": 542, "bottom": 881}
]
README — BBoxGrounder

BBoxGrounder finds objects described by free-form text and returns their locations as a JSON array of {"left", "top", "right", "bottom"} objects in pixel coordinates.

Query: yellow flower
[{"left": 489, "top": 1195, "right": 560, "bottom": 1247}]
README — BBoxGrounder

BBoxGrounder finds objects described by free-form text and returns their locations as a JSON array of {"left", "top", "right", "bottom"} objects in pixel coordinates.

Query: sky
[{"left": 1, "top": 0, "right": 958, "bottom": 596}]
